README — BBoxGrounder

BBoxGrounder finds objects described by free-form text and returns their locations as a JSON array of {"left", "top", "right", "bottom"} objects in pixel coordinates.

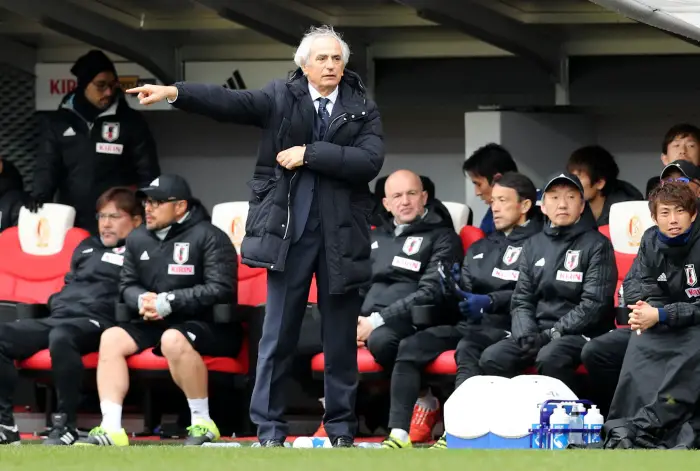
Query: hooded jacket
[
  {"left": 638, "top": 217, "right": 700, "bottom": 327},
  {"left": 459, "top": 217, "right": 544, "bottom": 330},
  {"left": 33, "top": 92, "right": 160, "bottom": 233},
  {"left": 119, "top": 203, "right": 237, "bottom": 324},
  {"left": 361, "top": 201, "right": 463, "bottom": 325},
  {"left": 0, "top": 160, "right": 25, "bottom": 232},
  {"left": 510, "top": 214, "right": 617, "bottom": 340}
]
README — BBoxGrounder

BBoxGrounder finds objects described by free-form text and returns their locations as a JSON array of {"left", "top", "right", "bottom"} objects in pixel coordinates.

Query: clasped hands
[
  {"left": 139, "top": 292, "right": 163, "bottom": 321},
  {"left": 626, "top": 300, "right": 659, "bottom": 333}
]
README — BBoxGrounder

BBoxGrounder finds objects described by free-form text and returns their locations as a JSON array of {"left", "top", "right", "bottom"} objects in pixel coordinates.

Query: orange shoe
[
  {"left": 408, "top": 402, "right": 439, "bottom": 443},
  {"left": 313, "top": 422, "right": 328, "bottom": 437}
]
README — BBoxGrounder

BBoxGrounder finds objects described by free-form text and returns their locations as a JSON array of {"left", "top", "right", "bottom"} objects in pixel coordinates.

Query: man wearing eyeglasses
[
  {"left": 78, "top": 174, "right": 240, "bottom": 447},
  {"left": 0, "top": 187, "right": 142, "bottom": 446},
  {"left": 29, "top": 50, "right": 160, "bottom": 234}
]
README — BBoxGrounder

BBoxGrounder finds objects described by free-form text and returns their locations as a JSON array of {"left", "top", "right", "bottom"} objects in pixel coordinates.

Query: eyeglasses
[
  {"left": 96, "top": 213, "right": 126, "bottom": 221},
  {"left": 91, "top": 80, "right": 120, "bottom": 92},
  {"left": 662, "top": 177, "right": 690, "bottom": 185},
  {"left": 142, "top": 199, "right": 181, "bottom": 209}
]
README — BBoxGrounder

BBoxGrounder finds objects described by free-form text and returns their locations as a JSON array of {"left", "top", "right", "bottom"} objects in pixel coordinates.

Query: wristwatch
[
  {"left": 549, "top": 328, "right": 561, "bottom": 340},
  {"left": 166, "top": 292, "right": 175, "bottom": 302}
]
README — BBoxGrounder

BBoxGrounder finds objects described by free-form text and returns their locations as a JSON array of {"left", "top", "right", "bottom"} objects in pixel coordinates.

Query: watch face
[{"left": 167, "top": 294, "right": 175, "bottom": 302}]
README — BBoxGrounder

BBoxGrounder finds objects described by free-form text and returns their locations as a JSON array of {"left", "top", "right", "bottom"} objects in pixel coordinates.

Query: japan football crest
[
  {"left": 173, "top": 242, "right": 190, "bottom": 265},
  {"left": 686, "top": 264, "right": 697, "bottom": 287},
  {"left": 564, "top": 250, "right": 580, "bottom": 271},
  {"left": 402, "top": 237, "right": 423, "bottom": 256},
  {"left": 502, "top": 246, "right": 522, "bottom": 266},
  {"left": 101, "top": 122, "right": 120, "bottom": 142}
]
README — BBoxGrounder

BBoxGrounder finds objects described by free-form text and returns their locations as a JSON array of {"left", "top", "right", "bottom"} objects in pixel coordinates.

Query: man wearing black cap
[
  {"left": 479, "top": 172, "right": 617, "bottom": 391},
  {"left": 30, "top": 49, "right": 160, "bottom": 233},
  {"left": 659, "top": 160, "right": 700, "bottom": 197},
  {"left": 77, "top": 174, "right": 240, "bottom": 447}
]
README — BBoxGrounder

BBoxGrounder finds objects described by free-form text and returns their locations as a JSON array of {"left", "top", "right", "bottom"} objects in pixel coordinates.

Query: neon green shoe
[
  {"left": 75, "top": 426, "right": 129, "bottom": 446},
  {"left": 184, "top": 419, "right": 220, "bottom": 446},
  {"left": 430, "top": 432, "right": 447, "bottom": 449},
  {"left": 381, "top": 433, "right": 412, "bottom": 449}
]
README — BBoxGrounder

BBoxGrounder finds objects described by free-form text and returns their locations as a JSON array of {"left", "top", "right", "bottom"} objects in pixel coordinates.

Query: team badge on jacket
[
  {"left": 564, "top": 250, "right": 580, "bottom": 271},
  {"left": 402, "top": 237, "right": 423, "bottom": 256},
  {"left": 101, "top": 122, "right": 120, "bottom": 142},
  {"left": 686, "top": 264, "right": 697, "bottom": 287},
  {"left": 173, "top": 242, "right": 190, "bottom": 264},
  {"left": 502, "top": 246, "right": 522, "bottom": 266}
]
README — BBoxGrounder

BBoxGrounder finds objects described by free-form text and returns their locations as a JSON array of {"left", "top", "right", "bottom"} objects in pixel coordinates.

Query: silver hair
[{"left": 294, "top": 25, "right": 351, "bottom": 68}]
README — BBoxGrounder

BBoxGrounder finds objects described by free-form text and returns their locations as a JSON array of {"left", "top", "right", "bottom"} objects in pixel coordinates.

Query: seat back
[
  {"left": 608, "top": 201, "right": 655, "bottom": 307},
  {"left": 459, "top": 225, "right": 485, "bottom": 255},
  {"left": 443, "top": 202, "right": 471, "bottom": 233},
  {"left": 211, "top": 202, "right": 249, "bottom": 253},
  {"left": 17, "top": 204, "right": 76, "bottom": 256},
  {"left": 0, "top": 204, "right": 89, "bottom": 304}
]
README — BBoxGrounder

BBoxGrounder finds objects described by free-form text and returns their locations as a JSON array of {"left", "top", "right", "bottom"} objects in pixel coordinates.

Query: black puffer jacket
[
  {"left": 171, "top": 69, "right": 384, "bottom": 294},
  {"left": 119, "top": 204, "right": 237, "bottom": 324},
  {"left": 510, "top": 215, "right": 617, "bottom": 339},
  {"left": 598, "top": 180, "right": 644, "bottom": 226},
  {"left": 0, "top": 160, "right": 25, "bottom": 232},
  {"left": 361, "top": 201, "right": 463, "bottom": 324},
  {"left": 33, "top": 93, "right": 160, "bottom": 233},
  {"left": 49, "top": 236, "right": 126, "bottom": 325},
  {"left": 459, "top": 218, "right": 543, "bottom": 330},
  {"left": 638, "top": 217, "right": 700, "bottom": 327}
]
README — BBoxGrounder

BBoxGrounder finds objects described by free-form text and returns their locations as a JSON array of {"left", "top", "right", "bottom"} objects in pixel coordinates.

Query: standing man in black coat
[
  {"left": 30, "top": 50, "right": 160, "bottom": 234},
  {"left": 126, "top": 25, "right": 384, "bottom": 447}
]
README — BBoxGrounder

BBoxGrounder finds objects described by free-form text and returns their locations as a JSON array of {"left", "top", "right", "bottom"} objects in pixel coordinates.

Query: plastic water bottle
[
  {"left": 356, "top": 442, "right": 382, "bottom": 448},
  {"left": 549, "top": 404, "right": 570, "bottom": 449},
  {"left": 531, "top": 403, "right": 543, "bottom": 449},
  {"left": 584, "top": 405, "right": 604, "bottom": 444},
  {"left": 568, "top": 403, "right": 584, "bottom": 445},
  {"left": 293, "top": 436, "right": 314, "bottom": 448},
  {"left": 202, "top": 442, "right": 242, "bottom": 448},
  {"left": 250, "top": 442, "right": 262, "bottom": 448}
]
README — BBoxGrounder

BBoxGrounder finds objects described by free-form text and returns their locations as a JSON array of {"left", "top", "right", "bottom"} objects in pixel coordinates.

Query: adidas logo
[
  {"left": 140, "top": 251, "right": 150, "bottom": 260},
  {"left": 63, "top": 127, "right": 75, "bottom": 136},
  {"left": 223, "top": 70, "right": 247, "bottom": 90},
  {"left": 473, "top": 253, "right": 484, "bottom": 259},
  {"left": 658, "top": 273, "right": 667, "bottom": 282}
]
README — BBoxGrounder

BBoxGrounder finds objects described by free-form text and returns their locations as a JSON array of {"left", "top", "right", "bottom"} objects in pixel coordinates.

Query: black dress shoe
[
  {"left": 332, "top": 436, "right": 354, "bottom": 448},
  {"left": 262, "top": 439, "right": 285, "bottom": 447}
]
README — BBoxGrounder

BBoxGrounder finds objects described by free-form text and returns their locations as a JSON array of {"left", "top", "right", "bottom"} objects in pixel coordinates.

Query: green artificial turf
[{"left": 0, "top": 447, "right": 695, "bottom": 471}]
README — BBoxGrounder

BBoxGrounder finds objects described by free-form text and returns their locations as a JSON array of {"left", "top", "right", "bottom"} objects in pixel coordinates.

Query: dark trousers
[
  {"left": 480, "top": 335, "right": 588, "bottom": 391},
  {"left": 581, "top": 328, "right": 631, "bottom": 416},
  {"left": 250, "top": 216, "right": 361, "bottom": 442},
  {"left": 367, "top": 321, "right": 417, "bottom": 372},
  {"left": 387, "top": 323, "right": 507, "bottom": 431},
  {"left": 0, "top": 317, "right": 106, "bottom": 428}
]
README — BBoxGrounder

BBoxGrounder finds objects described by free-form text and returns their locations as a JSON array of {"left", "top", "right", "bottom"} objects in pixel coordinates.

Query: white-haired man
[{"left": 126, "top": 26, "right": 385, "bottom": 447}]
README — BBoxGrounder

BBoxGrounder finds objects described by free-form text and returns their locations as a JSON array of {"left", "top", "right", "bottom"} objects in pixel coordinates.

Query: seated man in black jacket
[
  {"left": 355, "top": 170, "right": 462, "bottom": 443},
  {"left": 380, "top": 172, "right": 542, "bottom": 450},
  {"left": 0, "top": 187, "right": 142, "bottom": 446},
  {"left": 78, "top": 175, "right": 239, "bottom": 447},
  {"left": 599, "top": 181, "right": 700, "bottom": 449},
  {"left": 480, "top": 173, "right": 617, "bottom": 391},
  {"left": 0, "top": 157, "right": 27, "bottom": 233}
]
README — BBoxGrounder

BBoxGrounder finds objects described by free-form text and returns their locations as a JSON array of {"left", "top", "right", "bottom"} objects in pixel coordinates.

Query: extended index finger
[{"left": 125, "top": 86, "right": 147, "bottom": 94}]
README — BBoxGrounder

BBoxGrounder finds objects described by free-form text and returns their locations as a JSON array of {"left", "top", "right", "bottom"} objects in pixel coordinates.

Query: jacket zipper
[
  {"left": 283, "top": 172, "right": 298, "bottom": 240},
  {"left": 66, "top": 107, "right": 94, "bottom": 133},
  {"left": 325, "top": 113, "right": 347, "bottom": 141}
]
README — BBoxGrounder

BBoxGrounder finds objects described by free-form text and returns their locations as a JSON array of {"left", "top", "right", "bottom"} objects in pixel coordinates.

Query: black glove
[
  {"left": 23, "top": 195, "right": 44, "bottom": 213},
  {"left": 518, "top": 331, "right": 551, "bottom": 357}
]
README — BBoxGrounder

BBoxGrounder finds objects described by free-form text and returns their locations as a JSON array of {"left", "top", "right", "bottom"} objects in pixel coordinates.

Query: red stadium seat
[
  {"left": 424, "top": 350, "right": 588, "bottom": 376},
  {"left": 459, "top": 225, "right": 485, "bottom": 255},
  {"left": 126, "top": 347, "right": 248, "bottom": 374},
  {"left": 18, "top": 351, "right": 99, "bottom": 370},
  {"left": 311, "top": 347, "right": 383, "bottom": 379},
  {"left": 0, "top": 226, "right": 89, "bottom": 305},
  {"left": 237, "top": 259, "right": 267, "bottom": 306}
]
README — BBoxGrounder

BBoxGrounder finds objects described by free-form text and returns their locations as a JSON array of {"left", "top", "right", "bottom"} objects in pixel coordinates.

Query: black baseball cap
[
  {"left": 660, "top": 160, "right": 700, "bottom": 181},
  {"left": 137, "top": 174, "right": 193, "bottom": 202},
  {"left": 542, "top": 172, "right": 584, "bottom": 196}
]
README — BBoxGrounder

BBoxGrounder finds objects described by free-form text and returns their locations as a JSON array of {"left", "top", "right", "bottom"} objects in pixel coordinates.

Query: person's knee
[
  {"left": 48, "top": 326, "right": 77, "bottom": 353},
  {"left": 99, "top": 327, "right": 137, "bottom": 358},
  {"left": 580, "top": 340, "right": 598, "bottom": 369},
  {"left": 394, "top": 335, "right": 420, "bottom": 364},
  {"left": 159, "top": 329, "right": 195, "bottom": 360},
  {"left": 478, "top": 344, "right": 504, "bottom": 374},
  {"left": 367, "top": 328, "right": 396, "bottom": 365}
]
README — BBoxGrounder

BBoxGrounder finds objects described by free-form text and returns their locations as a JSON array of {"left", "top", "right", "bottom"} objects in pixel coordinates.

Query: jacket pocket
[{"left": 246, "top": 177, "right": 277, "bottom": 237}]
